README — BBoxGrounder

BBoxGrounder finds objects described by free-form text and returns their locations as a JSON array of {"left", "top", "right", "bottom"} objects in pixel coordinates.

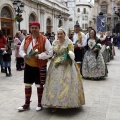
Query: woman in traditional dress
[
  {"left": 41, "top": 28, "right": 85, "bottom": 110},
  {"left": 82, "top": 29, "right": 107, "bottom": 80},
  {"left": 98, "top": 32, "right": 110, "bottom": 63},
  {"left": 106, "top": 31, "right": 115, "bottom": 59}
]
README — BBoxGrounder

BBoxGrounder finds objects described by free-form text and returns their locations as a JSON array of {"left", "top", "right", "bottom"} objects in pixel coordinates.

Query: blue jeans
[{"left": 118, "top": 41, "right": 120, "bottom": 49}]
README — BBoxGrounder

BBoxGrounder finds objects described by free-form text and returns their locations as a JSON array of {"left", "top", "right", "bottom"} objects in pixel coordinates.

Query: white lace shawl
[{"left": 88, "top": 39, "right": 96, "bottom": 49}]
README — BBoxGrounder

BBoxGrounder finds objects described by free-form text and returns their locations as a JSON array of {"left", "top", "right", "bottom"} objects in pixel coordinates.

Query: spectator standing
[
  {"left": 117, "top": 33, "right": 120, "bottom": 49},
  {"left": 14, "top": 31, "right": 24, "bottom": 71},
  {"left": 0, "top": 30, "right": 7, "bottom": 73},
  {"left": 2, "top": 44, "right": 12, "bottom": 77}
]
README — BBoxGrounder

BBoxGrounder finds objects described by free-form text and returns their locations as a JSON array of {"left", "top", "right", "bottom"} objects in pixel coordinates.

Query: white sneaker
[
  {"left": 17, "top": 106, "right": 30, "bottom": 111},
  {"left": 36, "top": 106, "right": 43, "bottom": 111}
]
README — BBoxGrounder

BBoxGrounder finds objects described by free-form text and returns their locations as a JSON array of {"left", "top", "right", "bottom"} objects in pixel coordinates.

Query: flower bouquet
[
  {"left": 54, "top": 44, "right": 75, "bottom": 68},
  {"left": 73, "top": 40, "right": 78, "bottom": 45},
  {"left": 94, "top": 43, "right": 102, "bottom": 49},
  {"left": 106, "top": 45, "right": 112, "bottom": 53},
  {"left": 26, "top": 49, "right": 38, "bottom": 58},
  {"left": 106, "top": 46, "right": 110, "bottom": 49},
  {"left": 14, "top": 16, "right": 23, "bottom": 22}
]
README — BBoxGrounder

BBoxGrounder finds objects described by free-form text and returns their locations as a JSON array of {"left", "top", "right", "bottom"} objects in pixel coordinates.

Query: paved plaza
[{"left": 0, "top": 47, "right": 120, "bottom": 120}]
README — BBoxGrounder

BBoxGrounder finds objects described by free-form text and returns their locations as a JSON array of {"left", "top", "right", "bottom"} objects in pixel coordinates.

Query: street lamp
[
  {"left": 13, "top": 0, "right": 24, "bottom": 31},
  {"left": 57, "top": 15, "right": 62, "bottom": 27}
]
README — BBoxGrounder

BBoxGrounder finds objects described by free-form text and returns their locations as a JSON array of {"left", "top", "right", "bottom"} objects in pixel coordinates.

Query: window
[
  {"left": 83, "top": 8, "right": 86, "bottom": 14},
  {"left": 67, "top": 2, "right": 75, "bottom": 7},
  {"left": 77, "top": 8, "right": 80, "bottom": 12},
  {"left": 101, "top": 5, "right": 107, "bottom": 14},
  {"left": 47, "top": 18, "right": 51, "bottom": 26},
  {"left": 29, "top": 14, "right": 36, "bottom": 22},
  {"left": 84, "top": 16, "right": 88, "bottom": 21},
  {"left": 1, "top": 7, "right": 12, "bottom": 18},
  {"left": 85, "top": 24, "right": 88, "bottom": 29},
  {"left": 69, "top": 18, "right": 73, "bottom": 21},
  {"left": 82, "top": 24, "right": 84, "bottom": 29},
  {"left": 82, "top": 16, "right": 84, "bottom": 20}
]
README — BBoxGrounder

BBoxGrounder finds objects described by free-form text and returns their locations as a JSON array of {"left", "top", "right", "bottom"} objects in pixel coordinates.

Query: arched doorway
[
  {"left": 46, "top": 18, "right": 52, "bottom": 34},
  {"left": 29, "top": 13, "right": 36, "bottom": 22},
  {"left": 1, "top": 6, "right": 13, "bottom": 38},
  {"left": 29, "top": 13, "right": 37, "bottom": 33}
]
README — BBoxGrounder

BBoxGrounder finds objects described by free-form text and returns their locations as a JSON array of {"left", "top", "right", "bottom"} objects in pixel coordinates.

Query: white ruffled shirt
[
  {"left": 19, "top": 37, "right": 53, "bottom": 60},
  {"left": 73, "top": 32, "right": 87, "bottom": 47}
]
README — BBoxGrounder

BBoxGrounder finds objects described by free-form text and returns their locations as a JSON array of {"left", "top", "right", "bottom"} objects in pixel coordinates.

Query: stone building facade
[
  {"left": 0, "top": 0, "right": 69, "bottom": 38},
  {"left": 57, "top": 0, "right": 94, "bottom": 33},
  {"left": 94, "top": 0, "right": 120, "bottom": 32},
  {"left": 75, "top": 0, "right": 94, "bottom": 31}
]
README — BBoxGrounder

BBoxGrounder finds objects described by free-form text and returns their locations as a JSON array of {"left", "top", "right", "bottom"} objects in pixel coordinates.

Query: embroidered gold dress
[{"left": 41, "top": 39, "right": 85, "bottom": 108}]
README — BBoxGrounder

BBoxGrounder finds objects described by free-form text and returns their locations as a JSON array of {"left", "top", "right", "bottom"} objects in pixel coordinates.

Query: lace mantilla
[
  {"left": 53, "top": 39, "right": 72, "bottom": 48},
  {"left": 99, "top": 36, "right": 106, "bottom": 41}
]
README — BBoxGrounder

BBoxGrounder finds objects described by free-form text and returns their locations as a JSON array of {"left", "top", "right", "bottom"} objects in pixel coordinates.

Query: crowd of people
[
  {"left": 69, "top": 25, "right": 117, "bottom": 80},
  {"left": 0, "top": 21, "right": 120, "bottom": 113}
]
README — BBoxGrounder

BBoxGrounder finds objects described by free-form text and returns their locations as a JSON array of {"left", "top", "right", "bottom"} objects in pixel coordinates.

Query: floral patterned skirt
[
  {"left": 41, "top": 61, "right": 85, "bottom": 108},
  {"left": 82, "top": 50, "right": 106, "bottom": 79},
  {"left": 100, "top": 45, "right": 110, "bottom": 63}
]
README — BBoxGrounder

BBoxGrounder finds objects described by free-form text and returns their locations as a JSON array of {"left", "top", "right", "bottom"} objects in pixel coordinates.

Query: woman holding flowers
[
  {"left": 98, "top": 32, "right": 110, "bottom": 63},
  {"left": 82, "top": 29, "right": 107, "bottom": 79},
  {"left": 106, "top": 31, "right": 115, "bottom": 59},
  {"left": 41, "top": 28, "right": 85, "bottom": 110}
]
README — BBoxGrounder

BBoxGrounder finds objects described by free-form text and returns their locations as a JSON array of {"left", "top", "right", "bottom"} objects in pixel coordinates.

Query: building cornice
[
  {"left": 45, "top": 0, "right": 68, "bottom": 11},
  {"left": 76, "top": 4, "right": 93, "bottom": 8},
  {"left": 29, "top": 0, "right": 69, "bottom": 16},
  {"left": 100, "top": 1, "right": 109, "bottom": 5}
]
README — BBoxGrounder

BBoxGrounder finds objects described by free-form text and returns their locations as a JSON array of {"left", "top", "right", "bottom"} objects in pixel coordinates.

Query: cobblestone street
[{"left": 0, "top": 47, "right": 120, "bottom": 120}]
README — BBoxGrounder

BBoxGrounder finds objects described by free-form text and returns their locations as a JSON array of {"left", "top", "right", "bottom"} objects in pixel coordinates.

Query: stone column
[
  {"left": 111, "top": 0, "right": 115, "bottom": 31},
  {"left": 54, "top": 14, "right": 58, "bottom": 32},
  {"left": 40, "top": 9, "right": 45, "bottom": 33}
]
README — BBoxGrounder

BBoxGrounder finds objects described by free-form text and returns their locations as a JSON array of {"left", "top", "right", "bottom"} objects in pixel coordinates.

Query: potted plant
[{"left": 14, "top": 16, "right": 23, "bottom": 22}]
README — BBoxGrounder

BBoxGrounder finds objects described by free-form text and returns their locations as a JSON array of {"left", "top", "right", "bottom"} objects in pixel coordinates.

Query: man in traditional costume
[
  {"left": 73, "top": 24, "right": 87, "bottom": 72},
  {"left": 17, "top": 21, "right": 53, "bottom": 111},
  {"left": 85, "top": 27, "right": 92, "bottom": 40}
]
